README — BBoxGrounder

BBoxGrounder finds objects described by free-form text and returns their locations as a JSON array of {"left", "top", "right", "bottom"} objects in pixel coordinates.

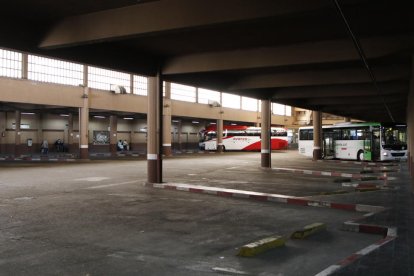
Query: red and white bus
[{"left": 199, "top": 125, "right": 288, "bottom": 151}]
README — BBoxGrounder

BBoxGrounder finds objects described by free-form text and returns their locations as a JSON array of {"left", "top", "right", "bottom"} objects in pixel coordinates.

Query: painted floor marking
[
  {"left": 75, "top": 177, "right": 110, "bottom": 182},
  {"left": 85, "top": 180, "right": 139, "bottom": 189}
]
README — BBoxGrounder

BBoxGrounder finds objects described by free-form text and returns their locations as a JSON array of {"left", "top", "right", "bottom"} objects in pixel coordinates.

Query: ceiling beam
[
  {"left": 163, "top": 35, "right": 414, "bottom": 74},
  {"left": 304, "top": 94, "right": 406, "bottom": 105},
  {"left": 40, "top": 0, "right": 328, "bottom": 49},
  {"left": 229, "top": 64, "right": 410, "bottom": 90},
  {"left": 270, "top": 81, "right": 408, "bottom": 99}
]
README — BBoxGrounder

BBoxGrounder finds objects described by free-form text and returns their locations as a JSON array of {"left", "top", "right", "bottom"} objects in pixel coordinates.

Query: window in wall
[
  {"left": 222, "top": 93, "right": 241, "bottom": 109},
  {"left": 88, "top": 66, "right": 131, "bottom": 92},
  {"left": 285, "top": 105, "right": 292, "bottom": 116},
  {"left": 133, "top": 75, "right": 148, "bottom": 95},
  {"left": 28, "top": 55, "right": 83, "bottom": 86},
  {"left": 198, "top": 88, "right": 221, "bottom": 104},
  {"left": 241, "top": 96, "right": 258, "bottom": 111},
  {"left": 272, "top": 103, "right": 285, "bottom": 115},
  {"left": 0, "top": 49, "right": 22, "bottom": 78},
  {"left": 171, "top": 83, "right": 196, "bottom": 102},
  {"left": 271, "top": 103, "right": 292, "bottom": 116}
]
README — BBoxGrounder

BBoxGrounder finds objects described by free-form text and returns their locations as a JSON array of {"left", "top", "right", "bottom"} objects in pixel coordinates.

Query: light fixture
[
  {"left": 21, "top": 112, "right": 35, "bottom": 115},
  {"left": 60, "top": 114, "right": 69, "bottom": 117},
  {"left": 192, "top": 121, "right": 199, "bottom": 124},
  {"left": 231, "top": 123, "right": 237, "bottom": 126},
  {"left": 209, "top": 122, "right": 216, "bottom": 125},
  {"left": 123, "top": 117, "right": 134, "bottom": 120},
  {"left": 94, "top": 115, "right": 106, "bottom": 119},
  {"left": 172, "top": 120, "right": 180, "bottom": 123}
]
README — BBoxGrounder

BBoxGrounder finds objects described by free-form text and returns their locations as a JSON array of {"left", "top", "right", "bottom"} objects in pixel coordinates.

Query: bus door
[
  {"left": 371, "top": 127, "right": 381, "bottom": 161},
  {"left": 323, "top": 131, "right": 334, "bottom": 158},
  {"left": 363, "top": 131, "right": 372, "bottom": 161}
]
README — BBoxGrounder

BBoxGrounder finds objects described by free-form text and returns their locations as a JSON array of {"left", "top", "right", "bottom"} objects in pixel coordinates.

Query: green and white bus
[{"left": 298, "top": 122, "right": 407, "bottom": 161}]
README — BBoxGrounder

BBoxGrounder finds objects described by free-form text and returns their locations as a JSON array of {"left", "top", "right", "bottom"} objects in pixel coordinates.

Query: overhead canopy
[{"left": 0, "top": 0, "right": 413, "bottom": 122}]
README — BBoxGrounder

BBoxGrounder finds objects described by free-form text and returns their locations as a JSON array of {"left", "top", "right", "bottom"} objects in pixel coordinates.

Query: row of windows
[
  {"left": 299, "top": 128, "right": 371, "bottom": 141},
  {"left": 207, "top": 130, "right": 287, "bottom": 137},
  {"left": 0, "top": 48, "right": 292, "bottom": 115}
]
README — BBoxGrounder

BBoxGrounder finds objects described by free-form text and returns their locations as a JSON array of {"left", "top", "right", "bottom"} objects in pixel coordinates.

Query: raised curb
[
  {"left": 291, "top": 222, "right": 326, "bottom": 239},
  {"left": 0, "top": 157, "right": 77, "bottom": 162},
  {"left": 271, "top": 167, "right": 391, "bottom": 181},
  {"left": 316, "top": 227, "right": 397, "bottom": 275},
  {"left": 152, "top": 183, "right": 385, "bottom": 213},
  {"left": 237, "top": 235, "right": 286, "bottom": 257},
  {"left": 150, "top": 182, "right": 396, "bottom": 274},
  {"left": 316, "top": 159, "right": 400, "bottom": 167}
]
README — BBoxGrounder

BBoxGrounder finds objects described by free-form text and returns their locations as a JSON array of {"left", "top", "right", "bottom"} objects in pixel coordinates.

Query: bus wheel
[{"left": 357, "top": 150, "right": 364, "bottom": 161}]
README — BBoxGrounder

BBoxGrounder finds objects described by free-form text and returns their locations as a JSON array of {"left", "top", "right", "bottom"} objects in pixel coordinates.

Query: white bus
[
  {"left": 298, "top": 122, "right": 407, "bottom": 161},
  {"left": 199, "top": 125, "right": 289, "bottom": 151}
]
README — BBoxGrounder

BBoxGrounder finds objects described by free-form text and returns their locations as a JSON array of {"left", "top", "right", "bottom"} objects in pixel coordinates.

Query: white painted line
[
  {"left": 80, "top": 145, "right": 88, "bottom": 148},
  {"left": 75, "top": 177, "right": 110, "bottom": 182},
  {"left": 211, "top": 267, "right": 248, "bottom": 275},
  {"left": 356, "top": 244, "right": 380, "bottom": 255},
  {"left": 321, "top": 171, "right": 332, "bottom": 176},
  {"left": 226, "top": 166, "right": 239, "bottom": 170},
  {"left": 314, "top": 265, "right": 341, "bottom": 276},
  {"left": 84, "top": 180, "right": 139, "bottom": 189}
]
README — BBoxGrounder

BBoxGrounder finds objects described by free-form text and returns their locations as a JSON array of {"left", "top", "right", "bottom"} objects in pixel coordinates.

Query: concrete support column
[
  {"left": 109, "top": 115, "right": 118, "bottom": 156},
  {"left": 14, "top": 110, "right": 21, "bottom": 157},
  {"left": 261, "top": 100, "right": 271, "bottom": 168},
  {"left": 22, "top": 53, "right": 28, "bottom": 80},
  {"left": 67, "top": 113, "right": 74, "bottom": 153},
  {"left": 177, "top": 120, "right": 183, "bottom": 152},
  {"left": 147, "top": 74, "right": 163, "bottom": 183},
  {"left": 79, "top": 87, "right": 89, "bottom": 159},
  {"left": 0, "top": 112, "right": 6, "bottom": 154},
  {"left": 408, "top": 58, "right": 414, "bottom": 178},
  {"left": 217, "top": 118, "right": 224, "bottom": 153},
  {"left": 163, "top": 82, "right": 172, "bottom": 156},
  {"left": 313, "top": 110, "right": 323, "bottom": 160}
]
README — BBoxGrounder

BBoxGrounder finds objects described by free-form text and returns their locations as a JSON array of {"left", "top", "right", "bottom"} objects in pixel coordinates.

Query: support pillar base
[
  {"left": 217, "top": 145, "right": 224, "bottom": 153},
  {"left": 261, "top": 153, "right": 271, "bottom": 168},
  {"left": 80, "top": 148, "right": 89, "bottom": 159},
  {"left": 110, "top": 144, "right": 117, "bottom": 156},
  {"left": 313, "top": 149, "right": 322, "bottom": 161},
  {"left": 163, "top": 146, "right": 172, "bottom": 156},
  {"left": 148, "top": 157, "right": 162, "bottom": 183},
  {"left": 14, "top": 145, "right": 22, "bottom": 157}
]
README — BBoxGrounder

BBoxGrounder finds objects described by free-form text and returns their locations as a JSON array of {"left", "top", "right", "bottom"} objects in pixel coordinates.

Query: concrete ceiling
[{"left": 0, "top": 0, "right": 413, "bottom": 122}]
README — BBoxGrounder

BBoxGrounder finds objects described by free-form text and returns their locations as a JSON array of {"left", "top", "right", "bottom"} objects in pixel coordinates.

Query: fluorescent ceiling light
[
  {"left": 123, "top": 117, "right": 134, "bottom": 120},
  {"left": 60, "top": 114, "right": 69, "bottom": 117},
  {"left": 21, "top": 112, "right": 35, "bottom": 115},
  {"left": 192, "top": 121, "right": 199, "bottom": 124},
  {"left": 94, "top": 115, "right": 106, "bottom": 119}
]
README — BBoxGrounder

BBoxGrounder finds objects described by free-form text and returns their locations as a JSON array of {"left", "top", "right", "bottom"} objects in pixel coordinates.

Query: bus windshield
[{"left": 382, "top": 125, "right": 407, "bottom": 149}]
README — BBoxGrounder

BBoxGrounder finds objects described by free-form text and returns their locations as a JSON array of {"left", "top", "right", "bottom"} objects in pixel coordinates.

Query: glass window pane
[
  {"left": 88, "top": 66, "right": 131, "bottom": 92},
  {"left": 171, "top": 83, "right": 196, "bottom": 102},
  {"left": 28, "top": 55, "right": 83, "bottom": 86},
  {"left": 0, "top": 49, "right": 22, "bottom": 78},
  {"left": 222, "top": 93, "right": 240, "bottom": 109},
  {"left": 241, "top": 96, "right": 258, "bottom": 111},
  {"left": 198, "top": 88, "right": 220, "bottom": 104},
  {"left": 133, "top": 75, "right": 148, "bottom": 95}
]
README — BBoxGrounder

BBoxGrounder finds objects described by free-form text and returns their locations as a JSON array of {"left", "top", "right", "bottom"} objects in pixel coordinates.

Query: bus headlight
[{"left": 383, "top": 152, "right": 388, "bottom": 156}]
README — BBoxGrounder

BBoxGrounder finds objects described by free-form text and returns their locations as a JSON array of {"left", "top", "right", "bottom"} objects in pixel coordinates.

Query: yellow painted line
[
  {"left": 291, "top": 223, "right": 326, "bottom": 239},
  {"left": 237, "top": 235, "right": 286, "bottom": 257}
]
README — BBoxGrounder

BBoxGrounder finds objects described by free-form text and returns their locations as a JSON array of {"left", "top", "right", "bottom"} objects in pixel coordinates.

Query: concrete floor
[{"left": 0, "top": 150, "right": 411, "bottom": 275}]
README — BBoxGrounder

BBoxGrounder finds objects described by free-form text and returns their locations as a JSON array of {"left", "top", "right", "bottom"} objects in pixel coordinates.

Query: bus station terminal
[{"left": 0, "top": 1, "right": 414, "bottom": 276}]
